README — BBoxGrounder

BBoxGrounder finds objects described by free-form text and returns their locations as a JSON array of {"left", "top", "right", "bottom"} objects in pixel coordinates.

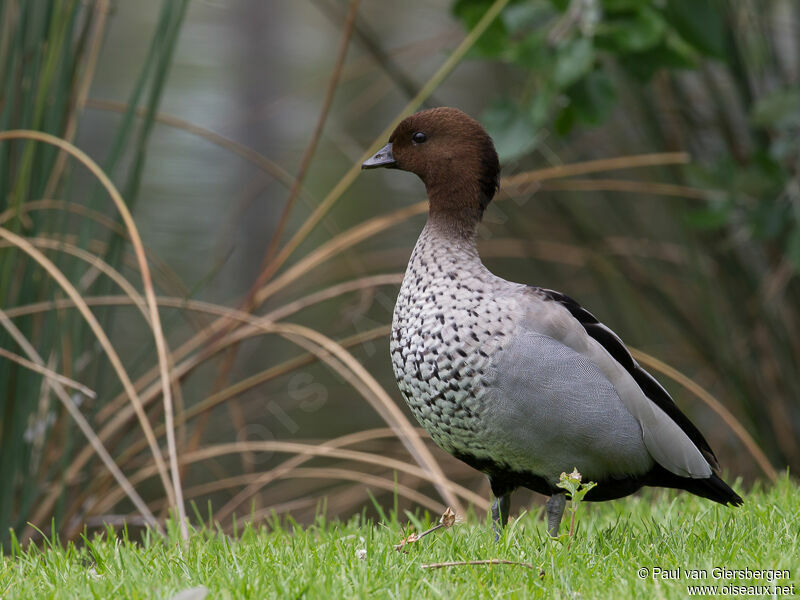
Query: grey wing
[
  {"left": 522, "top": 290, "right": 713, "bottom": 480},
  {"left": 482, "top": 331, "right": 654, "bottom": 483}
]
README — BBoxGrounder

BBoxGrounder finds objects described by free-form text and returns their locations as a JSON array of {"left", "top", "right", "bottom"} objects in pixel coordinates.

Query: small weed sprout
[{"left": 556, "top": 468, "right": 597, "bottom": 540}]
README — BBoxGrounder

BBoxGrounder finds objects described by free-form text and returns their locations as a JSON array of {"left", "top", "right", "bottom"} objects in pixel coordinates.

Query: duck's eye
[{"left": 412, "top": 132, "right": 427, "bottom": 144}]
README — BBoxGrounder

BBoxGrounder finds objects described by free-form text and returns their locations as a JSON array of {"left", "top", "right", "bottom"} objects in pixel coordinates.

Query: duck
[{"left": 361, "top": 107, "right": 742, "bottom": 538}]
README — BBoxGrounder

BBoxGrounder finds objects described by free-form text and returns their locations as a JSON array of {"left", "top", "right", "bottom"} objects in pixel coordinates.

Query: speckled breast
[{"left": 389, "top": 226, "right": 517, "bottom": 458}]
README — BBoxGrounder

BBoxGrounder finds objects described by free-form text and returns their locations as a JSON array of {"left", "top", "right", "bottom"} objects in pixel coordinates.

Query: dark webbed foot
[
  {"left": 546, "top": 493, "right": 566, "bottom": 537},
  {"left": 491, "top": 493, "right": 511, "bottom": 542}
]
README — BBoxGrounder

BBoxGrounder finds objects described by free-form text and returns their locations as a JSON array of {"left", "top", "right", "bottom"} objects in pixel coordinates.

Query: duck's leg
[
  {"left": 491, "top": 492, "right": 511, "bottom": 542},
  {"left": 546, "top": 493, "right": 566, "bottom": 537}
]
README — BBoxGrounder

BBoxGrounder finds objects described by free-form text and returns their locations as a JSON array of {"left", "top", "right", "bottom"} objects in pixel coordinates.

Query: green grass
[{"left": 2, "top": 475, "right": 798, "bottom": 599}]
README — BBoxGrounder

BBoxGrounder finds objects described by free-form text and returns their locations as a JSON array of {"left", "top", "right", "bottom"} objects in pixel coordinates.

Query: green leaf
[
  {"left": 617, "top": 33, "right": 697, "bottom": 80},
  {"left": 510, "top": 30, "right": 550, "bottom": 69},
  {"left": 684, "top": 205, "right": 730, "bottom": 230},
  {"left": 566, "top": 70, "right": 616, "bottom": 125},
  {"left": 664, "top": 0, "right": 727, "bottom": 59},
  {"left": 482, "top": 98, "right": 540, "bottom": 161},
  {"left": 554, "top": 102, "right": 577, "bottom": 135},
  {"left": 786, "top": 230, "right": 800, "bottom": 271},
  {"left": 601, "top": 0, "right": 647, "bottom": 11},
  {"left": 751, "top": 88, "right": 800, "bottom": 128},
  {"left": 597, "top": 6, "right": 666, "bottom": 53},
  {"left": 500, "top": 2, "right": 552, "bottom": 35},
  {"left": 452, "top": 0, "right": 511, "bottom": 57},
  {"left": 554, "top": 37, "right": 594, "bottom": 88},
  {"left": 528, "top": 88, "right": 555, "bottom": 126}
]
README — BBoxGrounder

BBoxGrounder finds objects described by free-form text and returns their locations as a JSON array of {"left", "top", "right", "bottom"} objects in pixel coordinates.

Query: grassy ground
[{"left": 1, "top": 475, "right": 797, "bottom": 599}]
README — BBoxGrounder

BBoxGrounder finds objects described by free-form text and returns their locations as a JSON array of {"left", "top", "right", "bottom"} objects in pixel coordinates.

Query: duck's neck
[
  {"left": 424, "top": 212, "right": 479, "bottom": 249},
  {"left": 414, "top": 211, "right": 483, "bottom": 274},
  {"left": 424, "top": 179, "right": 485, "bottom": 242}
]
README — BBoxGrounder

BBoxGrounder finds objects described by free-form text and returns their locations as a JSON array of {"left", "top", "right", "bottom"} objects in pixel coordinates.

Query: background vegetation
[{"left": 0, "top": 0, "right": 797, "bottom": 552}]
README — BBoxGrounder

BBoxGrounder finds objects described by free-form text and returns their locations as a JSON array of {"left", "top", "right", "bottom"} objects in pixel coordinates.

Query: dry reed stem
[
  {"left": 0, "top": 237, "right": 149, "bottom": 318},
  {"left": 6, "top": 319, "right": 390, "bottom": 521},
  {"left": 211, "top": 428, "right": 407, "bottom": 522},
  {"left": 3, "top": 295, "right": 162, "bottom": 320},
  {"left": 252, "top": 0, "right": 361, "bottom": 292},
  {"left": 98, "top": 327, "right": 394, "bottom": 488},
  {"left": 95, "top": 273, "right": 404, "bottom": 424},
  {"left": 421, "top": 559, "right": 537, "bottom": 570},
  {"left": 630, "top": 348, "right": 777, "bottom": 481},
  {"left": 30, "top": 293, "right": 462, "bottom": 516},
  {"left": 0, "top": 227, "right": 175, "bottom": 506},
  {"left": 0, "top": 309, "right": 163, "bottom": 538},
  {"left": 85, "top": 99, "right": 307, "bottom": 198},
  {"left": 256, "top": 0, "right": 512, "bottom": 292},
  {"left": 208, "top": 0, "right": 364, "bottom": 455},
  {"left": 275, "top": 321, "right": 462, "bottom": 512},
  {"left": 254, "top": 203, "right": 427, "bottom": 305},
  {"left": 108, "top": 431, "right": 409, "bottom": 523},
  {"left": 175, "top": 327, "right": 390, "bottom": 431},
  {"left": 93, "top": 440, "right": 485, "bottom": 516},
  {"left": 259, "top": 468, "right": 444, "bottom": 513},
  {"left": 214, "top": 427, "right": 489, "bottom": 524},
  {"left": 538, "top": 178, "right": 713, "bottom": 199},
  {"left": 502, "top": 152, "right": 690, "bottom": 187},
  {"left": 0, "top": 199, "right": 127, "bottom": 236},
  {"left": 0, "top": 347, "right": 96, "bottom": 399},
  {"left": 74, "top": 288, "right": 395, "bottom": 487},
  {"left": 0, "top": 130, "right": 186, "bottom": 536},
  {"left": 86, "top": 150, "right": 696, "bottom": 433},
  {"left": 7, "top": 230, "right": 191, "bottom": 317}
]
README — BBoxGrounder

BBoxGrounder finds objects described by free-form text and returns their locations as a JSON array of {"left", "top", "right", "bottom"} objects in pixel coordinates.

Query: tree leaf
[
  {"left": 482, "top": 98, "right": 540, "bottom": 161},
  {"left": 664, "top": 0, "right": 727, "bottom": 59},
  {"left": 786, "top": 229, "right": 800, "bottom": 271},
  {"left": 566, "top": 70, "right": 616, "bottom": 125},
  {"left": 452, "top": 0, "right": 511, "bottom": 57},
  {"left": 751, "top": 88, "right": 800, "bottom": 128},
  {"left": 554, "top": 37, "right": 594, "bottom": 88},
  {"left": 598, "top": 6, "right": 666, "bottom": 53}
]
